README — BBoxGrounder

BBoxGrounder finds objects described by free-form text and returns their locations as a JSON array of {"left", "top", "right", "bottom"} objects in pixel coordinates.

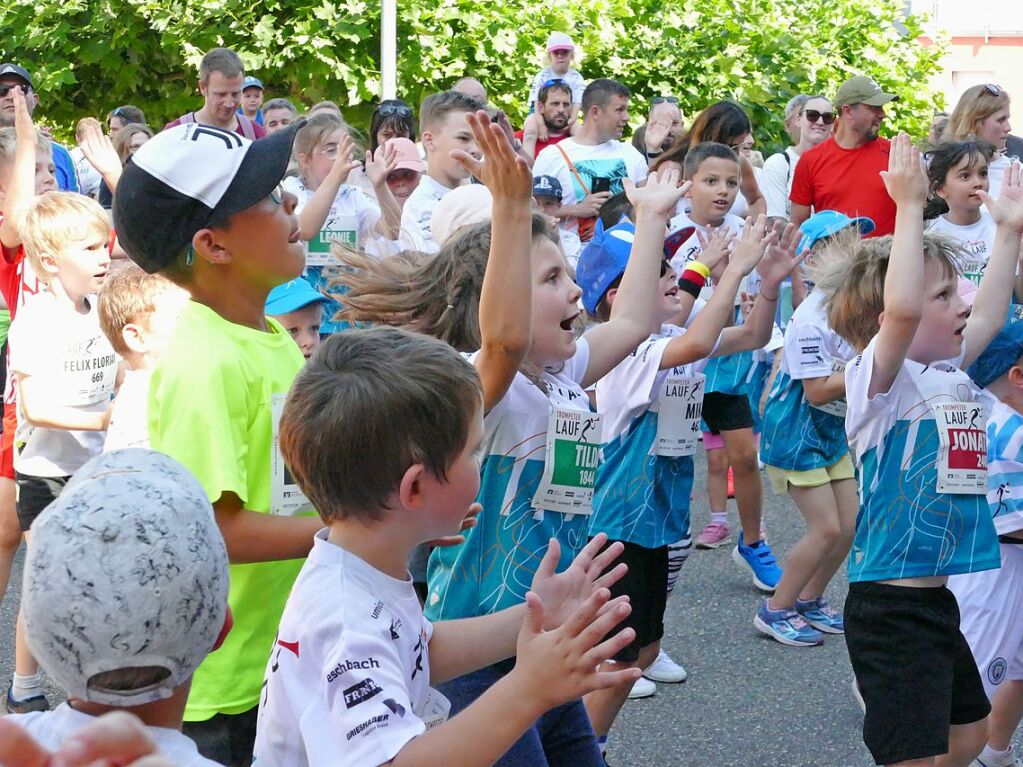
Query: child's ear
[
  {"left": 398, "top": 462, "right": 428, "bottom": 511},
  {"left": 1008, "top": 364, "right": 1023, "bottom": 390},
  {"left": 37, "top": 252, "right": 61, "bottom": 276},
  {"left": 605, "top": 287, "right": 619, "bottom": 307},
  {"left": 935, "top": 184, "right": 948, "bottom": 201},
  {"left": 120, "top": 322, "right": 147, "bottom": 355},
  {"left": 421, "top": 130, "right": 434, "bottom": 155},
  {"left": 191, "top": 229, "right": 232, "bottom": 266}
]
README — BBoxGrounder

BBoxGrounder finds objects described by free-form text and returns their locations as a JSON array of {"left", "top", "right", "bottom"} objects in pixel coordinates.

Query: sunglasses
[
  {"left": 652, "top": 96, "right": 680, "bottom": 106},
  {"left": 803, "top": 109, "right": 836, "bottom": 125},
  {"left": 984, "top": 84, "right": 1004, "bottom": 98},
  {"left": 541, "top": 78, "right": 567, "bottom": 89},
  {"left": 269, "top": 184, "right": 285, "bottom": 205},
  {"left": 377, "top": 103, "right": 413, "bottom": 119},
  {"left": 0, "top": 83, "right": 29, "bottom": 98}
]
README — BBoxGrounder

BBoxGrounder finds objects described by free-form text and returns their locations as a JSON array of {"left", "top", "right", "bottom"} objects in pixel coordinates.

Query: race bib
[
  {"left": 961, "top": 258, "right": 986, "bottom": 286},
  {"left": 531, "top": 406, "right": 602, "bottom": 515},
  {"left": 932, "top": 401, "right": 987, "bottom": 494},
  {"left": 810, "top": 361, "right": 848, "bottom": 418},
  {"left": 270, "top": 393, "right": 315, "bottom": 515},
  {"left": 307, "top": 216, "right": 359, "bottom": 266},
  {"left": 416, "top": 687, "right": 451, "bottom": 731},
  {"left": 655, "top": 373, "right": 704, "bottom": 457}
]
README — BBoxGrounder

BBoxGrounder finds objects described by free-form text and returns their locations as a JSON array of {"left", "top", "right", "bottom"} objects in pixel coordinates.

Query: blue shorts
[{"left": 438, "top": 659, "right": 602, "bottom": 766}]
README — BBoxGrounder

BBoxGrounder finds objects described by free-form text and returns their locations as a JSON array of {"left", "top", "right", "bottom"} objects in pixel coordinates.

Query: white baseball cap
[
  {"left": 23, "top": 449, "right": 230, "bottom": 706},
  {"left": 547, "top": 32, "right": 575, "bottom": 52}
]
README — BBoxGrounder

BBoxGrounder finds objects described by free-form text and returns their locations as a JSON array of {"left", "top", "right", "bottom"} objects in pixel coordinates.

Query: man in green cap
[{"left": 788, "top": 74, "right": 899, "bottom": 236}]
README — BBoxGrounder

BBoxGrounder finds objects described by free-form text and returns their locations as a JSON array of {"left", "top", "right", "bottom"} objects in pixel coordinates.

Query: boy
[
  {"left": 112, "top": 120, "right": 325, "bottom": 766},
  {"left": 533, "top": 173, "right": 583, "bottom": 267},
  {"left": 254, "top": 326, "right": 640, "bottom": 766},
  {"left": 265, "top": 277, "right": 329, "bottom": 360},
  {"left": 97, "top": 264, "right": 189, "bottom": 451},
  {"left": 822, "top": 134, "right": 1023, "bottom": 766},
  {"left": 945, "top": 323, "right": 1023, "bottom": 767},
  {"left": 399, "top": 90, "right": 483, "bottom": 255},
  {"left": 5, "top": 191, "right": 116, "bottom": 714},
  {"left": 6, "top": 448, "right": 230, "bottom": 767},
  {"left": 239, "top": 75, "right": 264, "bottom": 126}
]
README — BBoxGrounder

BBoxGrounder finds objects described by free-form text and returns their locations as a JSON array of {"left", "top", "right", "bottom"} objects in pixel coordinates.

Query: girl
[
  {"left": 946, "top": 84, "right": 1013, "bottom": 200},
  {"left": 282, "top": 111, "right": 401, "bottom": 333},
  {"left": 337, "top": 111, "right": 685, "bottom": 765},
  {"left": 97, "top": 124, "right": 153, "bottom": 209},
  {"left": 368, "top": 98, "right": 416, "bottom": 154}
]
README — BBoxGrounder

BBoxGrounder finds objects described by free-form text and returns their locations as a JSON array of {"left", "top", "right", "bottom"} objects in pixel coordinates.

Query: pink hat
[
  {"left": 386, "top": 137, "right": 425, "bottom": 173},
  {"left": 547, "top": 32, "right": 575, "bottom": 52}
]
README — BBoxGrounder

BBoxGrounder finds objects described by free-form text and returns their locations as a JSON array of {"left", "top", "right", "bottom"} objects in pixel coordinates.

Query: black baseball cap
[
  {"left": 0, "top": 64, "right": 32, "bottom": 88},
  {"left": 113, "top": 120, "right": 305, "bottom": 274}
]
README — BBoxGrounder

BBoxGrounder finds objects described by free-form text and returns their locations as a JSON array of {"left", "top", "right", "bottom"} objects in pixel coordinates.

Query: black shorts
[
  {"left": 595, "top": 538, "right": 668, "bottom": 663},
  {"left": 845, "top": 581, "right": 990, "bottom": 765},
  {"left": 701, "top": 391, "right": 753, "bottom": 434},
  {"left": 15, "top": 472, "right": 70, "bottom": 532}
]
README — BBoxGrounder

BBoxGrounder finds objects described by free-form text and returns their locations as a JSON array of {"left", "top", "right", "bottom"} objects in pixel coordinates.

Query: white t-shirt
[
  {"left": 103, "top": 368, "right": 151, "bottom": 451},
  {"left": 8, "top": 291, "right": 116, "bottom": 477},
  {"left": 926, "top": 212, "right": 997, "bottom": 286},
  {"left": 560, "top": 226, "right": 582, "bottom": 268},
  {"left": 399, "top": 176, "right": 454, "bottom": 255},
  {"left": 760, "top": 147, "right": 800, "bottom": 219},
  {"left": 4, "top": 703, "right": 218, "bottom": 767},
  {"left": 533, "top": 139, "right": 648, "bottom": 237},
  {"left": 281, "top": 176, "right": 387, "bottom": 267},
  {"left": 255, "top": 530, "right": 438, "bottom": 767},
  {"left": 666, "top": 206, "right": 750, "bottom": 300},
  {"left": 988, "top": 153, "right": 1010, "bottom": 204},
  {"left": 527, "top": 67, "right": 586, "bottom": 108}
]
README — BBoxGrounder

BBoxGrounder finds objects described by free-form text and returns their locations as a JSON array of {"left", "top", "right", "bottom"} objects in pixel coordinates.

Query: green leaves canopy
[{"left": 2, "top": 0, "right": 943, "bottom": 151}]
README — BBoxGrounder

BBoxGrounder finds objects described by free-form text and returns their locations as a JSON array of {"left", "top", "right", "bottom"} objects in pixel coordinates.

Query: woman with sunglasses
[
  {"left": 946, "top": 84, "right": 1013, "bottom": 200},
  {"left": 761, "top": 96, "right": 834, "bottom": 220},
  {"left": 368, "top": 99, "right": 417, "bottom": 154}
]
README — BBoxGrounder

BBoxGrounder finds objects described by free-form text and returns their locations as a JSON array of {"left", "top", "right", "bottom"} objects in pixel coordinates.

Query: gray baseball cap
[
  {"left": 22, "top": 449, "right": 229, "bottom": 706},
  {"left": 834, "top": 76, "right": 899, "bottom": 108}
]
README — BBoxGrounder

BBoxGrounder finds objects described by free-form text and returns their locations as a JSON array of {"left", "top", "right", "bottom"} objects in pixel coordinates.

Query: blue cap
[
  {"left": 533, "top": 175, "right": 562, "bottom": 199},
  {"left": 242, "top": 76, "right": 264, "bottom": 91},
  {"left": 796, "top": 210, "right": 875, "bottom": 255},
  {"left": 967, "top": 318, "right": 1023, "bottom": 388},
  {"left": 265, "top": 278, "right": 329, "bottom": 316},
  {"left": 576, "top": 219, "right": 638, "bottom": 314}
]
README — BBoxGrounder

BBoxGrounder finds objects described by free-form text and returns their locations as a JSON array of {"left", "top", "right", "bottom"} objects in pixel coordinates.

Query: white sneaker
[
  {"left": 643, "top": 649, "right": 688, "bottom": 683},
  {"left": 627, "top": 676, "right": 656, "bottom": 699},
  {"left": 972, "top": 746, "right": 1023, "bottom": 767}
]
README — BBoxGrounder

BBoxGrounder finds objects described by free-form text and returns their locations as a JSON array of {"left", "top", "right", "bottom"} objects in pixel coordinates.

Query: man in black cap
[
  {"left": 789, "top": 74, "right": 899, "bottom": 237},
  {"left": 0, "top": 63, "right": 78, "bottom": 193}
]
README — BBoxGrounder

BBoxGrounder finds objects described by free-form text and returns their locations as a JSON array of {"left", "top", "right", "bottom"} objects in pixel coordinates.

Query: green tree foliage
[{"left": 2, "top": 0, "right": 943, "bottom": 150}]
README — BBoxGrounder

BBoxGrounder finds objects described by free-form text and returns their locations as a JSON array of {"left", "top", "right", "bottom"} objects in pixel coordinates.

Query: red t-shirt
[
  {"left": 514, "top": 129, "right": 571, "bottom": 159},
  {"left": 789, "top": 136, "right": 895, "bottom": 236},
  {"left": 164, "top": 112, "right": 266, "bottom": 140}
]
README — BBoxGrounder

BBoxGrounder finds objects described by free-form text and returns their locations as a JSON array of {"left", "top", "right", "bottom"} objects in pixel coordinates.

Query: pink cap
[
  {"left": 386, "top": 137, "right": 425, "bottom": 174},
  {"left": 547, "top": 32, "right": 575, "bottom": 52}
]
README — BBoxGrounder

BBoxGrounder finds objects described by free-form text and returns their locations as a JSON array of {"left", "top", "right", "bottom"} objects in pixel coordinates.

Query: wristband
[
  {"left": 687, "top": 261, "right": 711, "bottom": 279},
  {"left": 678, "top": 278, "right": 702, "bottom": 298},
  {"left": 760, "top": 291, "right": 779, "bottom": 301},
  {"left": 680, "top": 269, "right": 706, "bottom": 287}
]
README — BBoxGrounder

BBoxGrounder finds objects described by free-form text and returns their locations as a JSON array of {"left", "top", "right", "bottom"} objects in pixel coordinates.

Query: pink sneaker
[{"left": 695, "top": 520, "right": 731, "bottom": 549}]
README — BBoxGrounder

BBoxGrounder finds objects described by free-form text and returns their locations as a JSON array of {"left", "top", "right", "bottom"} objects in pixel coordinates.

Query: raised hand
[
  {"left": 980, "top": 160, "right": 1023, "bottom": 234},
  {"left": 879, "top": 132, "right": 927, "bottom": 208},
  {"left": 756, "top": 220, "right": 805, "bottom": 290},
  {"left": 327, "top": 133, "right": 361, "bottom": 184},
  {"left": 624, "top": 168, "right": 690, "bottom": 218},
  {"left": 11, "top": 87, "right": 36, "bottom": 148},
  {"left": 364, "top": 140, "right": 398, "bottom": 188},
  {"left": 77, "top": 117, "right": 122, "bottom": 180},
  {"left": 726, "top": 215, "right": 776, "bottom": 277},
  {"left": 644, "top": 115, "right": 673, "bottom": 154},
  {"left": 695, "top": 226, "right": 736, "bottom": 273},
  {"left": 451, "top": 110, "right": 532, "bottom": 202}
]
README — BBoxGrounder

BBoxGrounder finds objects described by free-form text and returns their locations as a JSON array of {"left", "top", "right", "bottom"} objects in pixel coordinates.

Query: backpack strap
[
  {"left": 237, "top": 114, "right": 257, "bottom": 141},
  {"left": 555, "top": 143, "right": 591, "bottom": 198}
]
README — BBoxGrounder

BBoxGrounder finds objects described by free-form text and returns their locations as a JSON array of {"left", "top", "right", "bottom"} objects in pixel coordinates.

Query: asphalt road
[{"left": 0, "top": 452, "right": 1018, "bottom": 766}]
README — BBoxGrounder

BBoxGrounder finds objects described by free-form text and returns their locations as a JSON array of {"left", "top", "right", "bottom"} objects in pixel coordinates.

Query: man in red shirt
[
  {"left": 517, "top": 80, "right": 574, "bottom": 159},
  {"left": 789, "top": 75, "right": 898, "bottom": 236},
  {"left": 164, "top": 47, "right": 266, "bottom": 140}
]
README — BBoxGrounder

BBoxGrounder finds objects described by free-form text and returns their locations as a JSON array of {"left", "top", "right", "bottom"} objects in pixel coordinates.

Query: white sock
[
  {"left": 979, "top": 744, "right": 1012, "bottom": 761},
  {"left": 11, "top": 672, "right": 43, "bottom": 701},
  {"left": 710, "top": 512, "right": 727, "bottom": 525}
]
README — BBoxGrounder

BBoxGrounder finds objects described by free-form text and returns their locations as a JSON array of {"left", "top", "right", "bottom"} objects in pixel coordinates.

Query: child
[
  {"left": 924, "top": 139, "right": 1004, "bottom": 293},
  {"left": 525, "top": 32, "right": 585, "bottom": 130},
  {"left": 265, "top": 277, "right": 329, "bottom": 360},
  {"left": 6, "top": 448, "right": 230, "bottom": 767},
  {"left": 97, "top": 264, "right": 188, "bottom": 451},
  {"left": 283, "top": 111, "right": 401, "bottom": 334},
  {"left": 533, "top": 174, "right": 581, "bottom": 266},
  {"left": 947, "top": 322, "right": 1023, "bottom": 767},
  {"left": 111, "top": 121, "right": 326, "bottom": 766},
  {"left": 386, "top": 137, "right": 425, "bottom": 212},
  {"left": 400, "top": 90, "right": 483, "bottom": 254},
  {"left": 580, "top": 214, "right": 802, "bottom": 749},
  {"left": 336, "top": 112, "right": 686, "bottom": 763},
  {"left": 668, "top": 142, "right": 783, "bottom": 593},
  {"left": 817, "top": 133, "right": 1023, "bottom": 767},
  {"left": 5, "top": 191, "right": 117, "bottom": 713},
  {"left": 254, "top": 326, "right": 639, "bottom": 765}
]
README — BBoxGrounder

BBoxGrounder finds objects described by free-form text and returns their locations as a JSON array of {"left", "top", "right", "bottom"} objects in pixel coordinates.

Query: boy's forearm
[
  {"left": 427, "top": 605, "right": 525, "bottom": 684},
  {"left": 212, "top": 495, "right": 322, "bottom": 563},
  {"left": 609, "top": 206, "right": 666, "bottom": 328},
  {"left": 884, "top": 204, "right": 925, "bottom": 321},
  {"left": 663, "top": 271, "right": 741, "bottom": 368},
  {"left": 477, "top": 206, "right": 532, "bottom": 363},
  {"left": 21, "top": 403, "right": 107, "bottom": 432},
  {"left": 296, "top": 178, "right": 344, "bottom": 240},
  {"left": 373, "top": 183, "right": 402, "bottom": 241},
  {"left": 0, "top": 137, "right": 39, "bottom": 248}
]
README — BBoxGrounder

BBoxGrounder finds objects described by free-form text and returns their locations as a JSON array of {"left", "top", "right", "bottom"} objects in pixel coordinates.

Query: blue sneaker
[
  {"left": 754, "top": 600, "right": 825, "bottom": 647},
  {"left": 731, "top": 532, "right": 782, "bottom": 591},
  {"left": 796, "top": 597, "right": 845, "bottom": 634}
]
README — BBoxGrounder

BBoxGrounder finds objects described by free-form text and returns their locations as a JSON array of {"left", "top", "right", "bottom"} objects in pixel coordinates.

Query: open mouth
[
  {"left": 665, "top": 286, "right": 679, "bottom": 298},
  {"left": 954, "top": 324, "right": 966, "bottom": 336},
  {"left": 560, "top": 312, "right": 580, "bottom": 331},
  {"left": 288, "top": 229, "right": 302, "bottom": 243}
]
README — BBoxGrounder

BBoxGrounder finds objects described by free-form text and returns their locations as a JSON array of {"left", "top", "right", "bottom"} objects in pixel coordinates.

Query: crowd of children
[{"left": 1, "top": 32, "right": 1023, "bottom": 767}]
